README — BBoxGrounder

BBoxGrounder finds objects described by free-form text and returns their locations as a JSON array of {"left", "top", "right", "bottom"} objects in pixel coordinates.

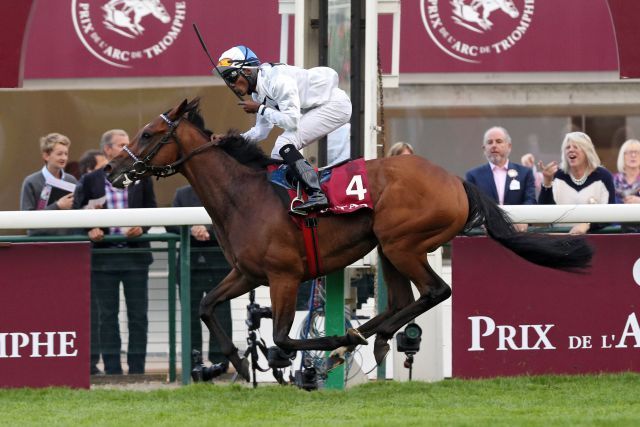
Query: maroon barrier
[
  {"left": 0, "top": 243, "right": 90, "bottom": 388},
  {"left": 452, "top": 235, "right": 640, "bottom": 378}
]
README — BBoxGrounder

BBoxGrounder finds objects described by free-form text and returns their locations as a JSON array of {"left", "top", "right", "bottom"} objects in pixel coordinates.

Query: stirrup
[{"left": 289, "top": 182, "right": 307, "bottom": 216}]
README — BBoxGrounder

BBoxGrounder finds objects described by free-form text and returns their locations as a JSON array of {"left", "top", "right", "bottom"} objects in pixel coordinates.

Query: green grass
[{"left": 1, "top": 373, "right": 640, "bottom": 426}]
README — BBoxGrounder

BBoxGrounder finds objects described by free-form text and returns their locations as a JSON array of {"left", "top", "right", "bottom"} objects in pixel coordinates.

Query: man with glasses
[{"left": 215, "top": 45, "right": 352, "bottom": 214}]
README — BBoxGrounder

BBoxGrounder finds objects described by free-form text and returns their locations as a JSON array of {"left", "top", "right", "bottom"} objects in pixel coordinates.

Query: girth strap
[{"left": 301, "top": 216, "right": 323, "bottom": 278}]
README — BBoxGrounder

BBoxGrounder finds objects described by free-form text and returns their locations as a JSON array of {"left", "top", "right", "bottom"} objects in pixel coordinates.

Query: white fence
[{"left": 1, "top": 204, "right": 640, "bottom": 230}]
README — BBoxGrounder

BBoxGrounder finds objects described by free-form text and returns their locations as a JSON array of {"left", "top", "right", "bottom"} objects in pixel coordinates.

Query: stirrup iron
[{"left": 289, "top": 182, "right": 307, "bottom": 216}]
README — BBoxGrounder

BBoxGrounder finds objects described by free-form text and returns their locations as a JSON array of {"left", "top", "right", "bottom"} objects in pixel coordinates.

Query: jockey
[{"left": 215, "top": 45, "right": 352, "bottom": 214}]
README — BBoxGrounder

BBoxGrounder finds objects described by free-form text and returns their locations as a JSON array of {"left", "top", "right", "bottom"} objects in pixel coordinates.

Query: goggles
[{"left": 221, "top": 69, "right": 240, "bottom": 84}]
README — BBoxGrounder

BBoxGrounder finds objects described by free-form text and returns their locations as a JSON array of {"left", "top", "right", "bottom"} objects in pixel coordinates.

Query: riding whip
[{"left": 192, "top": 23, "right": 243, "bottom": 101}]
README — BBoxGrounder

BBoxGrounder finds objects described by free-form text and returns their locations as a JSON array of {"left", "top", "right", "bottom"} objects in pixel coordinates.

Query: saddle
[{"left": 268, "top": 158, "right": 373, "bottom": 216}]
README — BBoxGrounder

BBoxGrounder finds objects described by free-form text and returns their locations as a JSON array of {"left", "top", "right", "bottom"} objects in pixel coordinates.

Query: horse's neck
[{"left": 181, "top": 151, "right": 268, "bottom": 225}]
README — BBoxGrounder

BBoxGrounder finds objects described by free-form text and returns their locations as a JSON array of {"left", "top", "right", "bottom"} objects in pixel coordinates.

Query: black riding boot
[{"left": 280, "top": 144, "right": 329, "bottom": 214}]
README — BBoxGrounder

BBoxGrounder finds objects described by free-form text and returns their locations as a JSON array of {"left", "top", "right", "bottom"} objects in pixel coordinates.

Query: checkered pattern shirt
[{"left": 104, "top": 178, "right": 128, "bottom": 235}]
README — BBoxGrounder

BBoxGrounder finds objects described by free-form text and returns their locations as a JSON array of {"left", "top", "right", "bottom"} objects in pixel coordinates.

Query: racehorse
[{"left": 105, "top": 98, "right": 593, "bottom": 381}]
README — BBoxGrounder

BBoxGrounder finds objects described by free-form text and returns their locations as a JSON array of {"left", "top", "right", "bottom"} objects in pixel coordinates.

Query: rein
[{"left": 122, "top": 113, "right": 216, "bottom": 185}]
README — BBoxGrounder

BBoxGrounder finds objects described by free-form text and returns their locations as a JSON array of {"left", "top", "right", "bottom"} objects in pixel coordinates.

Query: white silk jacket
[{"left": 241, "top": 63, "right": 340, "bottom": 142}]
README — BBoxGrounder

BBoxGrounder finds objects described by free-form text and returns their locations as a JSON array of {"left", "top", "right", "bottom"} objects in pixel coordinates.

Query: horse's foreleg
[{"left": 199, "top": 268, "right": 258, "bottom": 381}]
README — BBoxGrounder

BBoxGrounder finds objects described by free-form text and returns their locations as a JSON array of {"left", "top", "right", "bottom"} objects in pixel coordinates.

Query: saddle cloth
[{"left": 268, "top": 158, "right": 373, "bottom": 214}]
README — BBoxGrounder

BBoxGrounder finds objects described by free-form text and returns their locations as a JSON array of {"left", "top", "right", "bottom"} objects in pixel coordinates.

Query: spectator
[
  {"left": 78, "top": 149, "right": 108, "bottom": 177},
  {"left": 73, "top": 129, "right": 157, "bottom": 375},
  {"left": 387, "top": 141, "right": 414, "bottom": 157},
  {"left": 465, "top": 126, "right": 536, "bottom": 232},
  {"left": 64, "top": 160, "right": 81, "bottom": 180},
  {"left": 538, "top": 131, "right": 615, "bottom": 235},
  {"left": 613, "top": 139, "right": 640, "bottom": 232},
  {"left": 167, "top": 185, "right": 233, "bottom": 373},
  {"left": 20, "top": 132, "right": 78, "bottom": 236},
  {"left": 520, "top": 152, "right": 544, "bottom": 197},
  {"left": 216, "top": 45, "right": 351, "bottom": 213}
]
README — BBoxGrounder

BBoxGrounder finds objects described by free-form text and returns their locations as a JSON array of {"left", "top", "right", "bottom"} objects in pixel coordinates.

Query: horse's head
[
  {"left": 105, "top": 98, "right": 207, "bottom": 188},
  {"left": 144, "top": 0, "right": 171, "bottom": 24},
  {"left": 499, "top": 0, "right": 519, "bottom": 18}
]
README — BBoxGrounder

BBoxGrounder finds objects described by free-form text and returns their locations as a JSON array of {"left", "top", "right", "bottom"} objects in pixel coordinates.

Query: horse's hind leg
[
  {"left": 199, "top": 268, "right": 258, "bottom": 381},
  {"left": 328, "top": 249, "right": 414, "bottom": 367},
  {"left": 269, "top": 276, "right": 367, "bottom": 353},
  {"left": 373, "top": 251, "right": 451, "bottom": 364}
]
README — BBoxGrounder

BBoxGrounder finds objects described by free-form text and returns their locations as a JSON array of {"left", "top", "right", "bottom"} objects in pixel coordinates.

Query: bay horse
[{"left": 105, "top": 98, "right": 593, "bottom": 381}]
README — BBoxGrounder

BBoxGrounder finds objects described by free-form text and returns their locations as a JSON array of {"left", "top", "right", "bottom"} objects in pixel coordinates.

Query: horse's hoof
[
  {"left": 374, "top": 340, "right": 390, "bottom": 366},
  {"left": 347, "top": 328, "right": 368, "bottom": 346},
  {"left": 325, "top": 354, "right": 345, "bottom": 372}
]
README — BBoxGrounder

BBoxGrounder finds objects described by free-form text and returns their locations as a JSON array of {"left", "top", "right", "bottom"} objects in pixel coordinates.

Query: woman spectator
[
  {"left": 613, "top": 139, "right": 640, "bottom": 232},
  {"left": 538, "top": 131, "right": 615, "bottom": 235},
  {"left": 387, "top": 141, "right": 414, "bottom": 157}
]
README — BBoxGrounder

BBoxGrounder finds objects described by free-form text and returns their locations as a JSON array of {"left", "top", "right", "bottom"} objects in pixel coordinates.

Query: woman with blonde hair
[
  {"left": 387, "top": 141, "right": 414, "bottom": 157},
  {"left": 538, "top": 131, "right": 615, "bottom": 234},
  {"left": 613, "top": 138, "right": 640, "bottom": 232}
]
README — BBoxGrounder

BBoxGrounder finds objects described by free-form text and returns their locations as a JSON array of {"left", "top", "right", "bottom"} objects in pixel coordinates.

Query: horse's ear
[{"left": 175, "top": 99, "right": 189, "bottom": 117}]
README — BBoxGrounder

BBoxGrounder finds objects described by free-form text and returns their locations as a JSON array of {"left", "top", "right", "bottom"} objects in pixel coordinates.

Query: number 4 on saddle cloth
[
  {"left": 268, "top": 158, "right": 373, "bottom": 277},
  {"left": 268, "top": 158, "right": 373, "bottom": 216}
]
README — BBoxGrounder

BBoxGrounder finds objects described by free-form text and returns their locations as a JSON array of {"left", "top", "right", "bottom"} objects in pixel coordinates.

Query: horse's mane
[{"left": 183, "top": 98, "right": 280, "bottom": 170}]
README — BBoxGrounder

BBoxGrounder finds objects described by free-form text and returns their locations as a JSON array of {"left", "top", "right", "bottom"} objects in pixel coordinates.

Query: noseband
[{"left": 121, "top": 113, "right": 214, "bottom": 185}]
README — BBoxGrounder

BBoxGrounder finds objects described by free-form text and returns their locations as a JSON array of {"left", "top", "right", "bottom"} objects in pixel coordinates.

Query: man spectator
[
  {"left": 465, "top": 126, "right": 536, "bottom": 232},
  {"left": 167, "top": 185, "right": 233, "bottom": 375},
  {"left": 73, "top": 129, "right": 157, "bottom": 375},
  {"left": 20, "top": 132, "right": 77, "bottom": 236}
]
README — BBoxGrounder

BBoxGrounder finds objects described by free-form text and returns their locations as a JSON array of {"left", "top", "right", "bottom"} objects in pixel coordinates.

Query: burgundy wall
[
  {"left": 0, "top": 1, "right": 34, "bottom": 87},
  {"left": 0, "top": 243, "right": 91, "bottom": 388},
  {"left": 452, "top": 235, "right": 640, "bottom": 378}
]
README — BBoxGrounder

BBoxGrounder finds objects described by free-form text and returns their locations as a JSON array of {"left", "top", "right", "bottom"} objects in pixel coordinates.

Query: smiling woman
[{"left": 538, "top": 131, "right": 616, "bottom": 235}]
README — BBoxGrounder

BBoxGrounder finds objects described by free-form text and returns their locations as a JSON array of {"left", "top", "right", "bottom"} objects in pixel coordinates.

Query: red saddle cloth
[
  {"left": 268, "top": 158, "right": 373, "bottom": 214},
  {"left": 320, "top": 158, "right": 373, "bottom": 214}
]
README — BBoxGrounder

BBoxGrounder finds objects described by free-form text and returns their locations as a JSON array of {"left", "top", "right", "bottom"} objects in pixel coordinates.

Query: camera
[
  {"left": 294, "top": 366, "right": 319, "bottom": 391},
  {"left": 245, "top": 300, "right": 272, "bottom": 331},
  {"left": 190, "top": 349, "right": 228, "bottom": 382},
  {"left": 396, "top": 323, "right": 422, "bottom": 354}
]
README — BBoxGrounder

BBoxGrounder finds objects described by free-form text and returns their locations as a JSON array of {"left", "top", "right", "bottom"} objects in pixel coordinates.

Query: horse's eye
[{"left": 142, "top": 132, "right": 151, "bottom": 140}]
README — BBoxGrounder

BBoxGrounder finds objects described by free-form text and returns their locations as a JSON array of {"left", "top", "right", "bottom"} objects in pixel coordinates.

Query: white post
[{"left": 364, "top": 0, "right": 379, "bottom": 161}]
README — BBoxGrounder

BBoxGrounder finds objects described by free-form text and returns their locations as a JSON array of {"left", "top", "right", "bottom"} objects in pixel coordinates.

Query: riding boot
[
  {"left": 292, "top": 159, "right": 329, "bottom": 212},
  {"left": 279, "top": 144, "right": 328, "bottom": 213}
]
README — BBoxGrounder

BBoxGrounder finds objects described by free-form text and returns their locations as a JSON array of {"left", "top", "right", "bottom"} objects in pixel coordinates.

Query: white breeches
[{"left": 271, "top": 88, "right": 352, "bottom": 159}]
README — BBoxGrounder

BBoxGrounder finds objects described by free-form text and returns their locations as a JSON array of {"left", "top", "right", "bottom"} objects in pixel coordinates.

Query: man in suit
[
  {"left": 167, "top": 185, "right": 233, "bottom": 375},
  {"left": 73, "top": 129, "right": 157, "bottom": 375},
  {"left": 465, "top": 126, "right": 536, "bottom": 231}
]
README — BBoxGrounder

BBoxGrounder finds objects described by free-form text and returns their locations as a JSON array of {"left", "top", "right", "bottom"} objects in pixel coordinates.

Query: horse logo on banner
[
  {"left": 72, "top": 0, "right": 187, "bottom": 68},
  {"left": 451, "top": 0, "right": 519, "bottom": 33},
  {"left": 102, "top": 0, "right": 171, "bottom": 38},
  {"left": 421, "top": 0, "right": 535, "bottom": 64}
]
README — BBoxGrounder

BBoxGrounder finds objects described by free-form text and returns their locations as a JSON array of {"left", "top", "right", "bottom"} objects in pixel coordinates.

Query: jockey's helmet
[{"left": 216, "top": 46, "right": 260, "bottom": 87}]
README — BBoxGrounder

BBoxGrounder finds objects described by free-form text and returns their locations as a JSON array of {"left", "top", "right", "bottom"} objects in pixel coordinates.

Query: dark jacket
[
  {"left": 465, "top": 162, "right": 536, "bottom": 205},
  {"left": 73, "top": 168, "right": 157, "bottom": 269}
]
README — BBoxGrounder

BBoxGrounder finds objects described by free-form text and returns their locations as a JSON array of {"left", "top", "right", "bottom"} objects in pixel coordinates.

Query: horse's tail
[{"left": 462, "top": 180, "right": 593, "bottom": 271}]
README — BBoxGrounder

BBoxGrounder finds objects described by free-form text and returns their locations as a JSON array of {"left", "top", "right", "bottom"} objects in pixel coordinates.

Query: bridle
[{"left": 121, "top": 112, "right": 215, "bottom": 186}]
